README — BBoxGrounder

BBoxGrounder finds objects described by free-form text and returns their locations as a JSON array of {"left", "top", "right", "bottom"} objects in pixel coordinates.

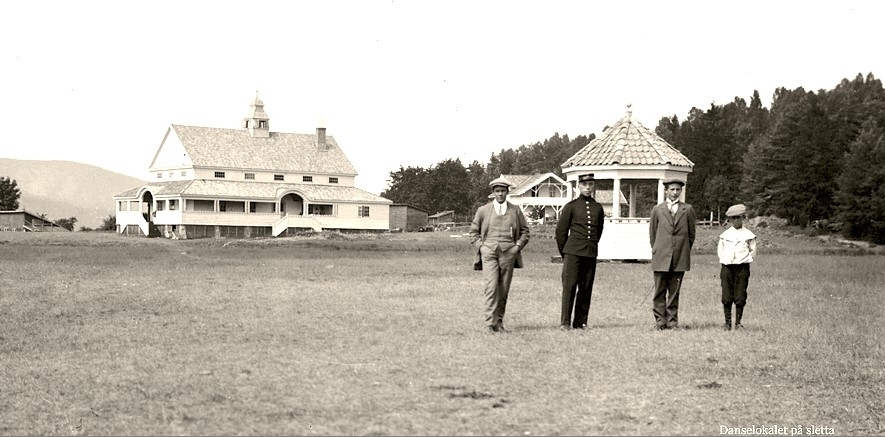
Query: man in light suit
[
  {"left": 469, "top": 176, "right": 531, "bottom": 333},
  {"left": 649, "top": 178, "right": 696, "bottom": 330}
]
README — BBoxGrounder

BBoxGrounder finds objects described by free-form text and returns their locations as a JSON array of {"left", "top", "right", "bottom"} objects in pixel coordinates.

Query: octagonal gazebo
[{"left": 561, "top": 106, "right": 694, "bottom": 260}]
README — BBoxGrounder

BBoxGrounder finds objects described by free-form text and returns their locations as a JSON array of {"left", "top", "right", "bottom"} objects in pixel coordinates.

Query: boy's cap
[
  {"left": 662, "top": 178, "right": 685, "bottom": 186},
  {"left": 488, "top": 176, "right": 513, "bottom": 189},
  {"left": 578, "top": 173, "right": 595, "bottom": 183},
  {"left": 725, "top": 204, "right": 747, "bottom": 217}
]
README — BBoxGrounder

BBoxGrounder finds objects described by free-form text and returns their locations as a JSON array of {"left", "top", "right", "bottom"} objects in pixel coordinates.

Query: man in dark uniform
[{"left": 555, "top": 173, "right": 605, "bottom": 331}]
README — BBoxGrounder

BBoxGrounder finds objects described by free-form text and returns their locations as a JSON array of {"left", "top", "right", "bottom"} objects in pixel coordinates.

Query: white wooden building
[
  {"left": 561, "top": 106, "right": 694, "bottom": 260},
  {"left": 114, "top": 95, "right": 391, "bottom": 239}
]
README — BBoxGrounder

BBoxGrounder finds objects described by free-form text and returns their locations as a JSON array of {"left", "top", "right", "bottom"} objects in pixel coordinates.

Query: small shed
[
  {"left": 389, "top": 204, "right": 429, "bottom": 231},
  {"left": 561, "top": 105, "right": 694, "bottom": 260},
  {"left": 0, "top": 210, "right": 71, "bottom": 232},
  {"left": 428, "top": 210, "right": 455, "bottom": 226}
]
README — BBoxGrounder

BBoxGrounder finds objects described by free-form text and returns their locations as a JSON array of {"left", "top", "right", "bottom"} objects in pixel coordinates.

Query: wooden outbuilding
[
  {"left": 388, "top": 204, "right": 429, "bottom": 231},
  {"left": 0, "top": 210, "right": 70, "bottom": 232}
]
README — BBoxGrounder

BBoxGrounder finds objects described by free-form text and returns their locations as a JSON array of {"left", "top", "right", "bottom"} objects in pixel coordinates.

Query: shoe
[
  {"left": 667, "top": 324, "right": 678, "bottom": 330},
  {"left": 496, "top": 325, "right": 508, "bottom": 333},
  {"left": 574, "top": 324, "right": 587, "bottom": 330},
  {"left": 723, "top": 323, "right": 732, "bottom": 331},
  {"left": 734, "top": 323, "right": 743, "bottom": 330},
  {"left": 656, "top": 324, "right": 668, "bottom": 331},
  {"left": 487, "top": 325, "right": 498, "bottom": 333},
  {"left": 559, "top": 325, "right": 571, "bottom": 331}
]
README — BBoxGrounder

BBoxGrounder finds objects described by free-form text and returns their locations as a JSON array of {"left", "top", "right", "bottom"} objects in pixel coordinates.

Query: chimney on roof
[{"left": 316, "top": 127, "right": 327, "bottom": 149}]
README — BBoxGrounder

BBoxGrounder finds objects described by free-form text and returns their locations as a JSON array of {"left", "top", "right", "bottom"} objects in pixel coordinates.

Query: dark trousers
[
  {"left": 721, "top": 263, "right": 751, "bottom": 306},
  {"left": 561, "top": 254, "right": 597, "bottom": 327},
  {"left": 653, "top": 271, "right": 684, "bottom": 328}
]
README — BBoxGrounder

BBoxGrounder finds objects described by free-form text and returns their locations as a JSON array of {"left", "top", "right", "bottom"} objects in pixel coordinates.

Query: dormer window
[
  {"left": 214, "top": 171, "right": 226, "bottom": 178},
  {"left": 258, "top": 120, "right": 267, "bottom": 128},
  {"left": 274, "top": 174, "right": 284, "bottom": 181},
  {"left": 303, "top": 176, "right": 313, "bottom": 182},
  {"left": 329, "top": 177, "right": 339, "bottom": 184}
]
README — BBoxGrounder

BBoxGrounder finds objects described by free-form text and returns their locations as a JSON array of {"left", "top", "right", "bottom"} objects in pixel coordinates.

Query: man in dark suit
[
  {"left": 555, "top": 173, "right": 605, "bottom": 331},
  {"left": 468, "top": 176, "right": 531, "bottom": 333},
  {"left": 649, "top": 178, "right": 696, "bottom": 330}
]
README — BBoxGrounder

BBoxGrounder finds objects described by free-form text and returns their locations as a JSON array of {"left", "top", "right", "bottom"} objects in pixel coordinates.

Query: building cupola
[{"left": 242, "top": 92, "right": 270, "bottom": 138}]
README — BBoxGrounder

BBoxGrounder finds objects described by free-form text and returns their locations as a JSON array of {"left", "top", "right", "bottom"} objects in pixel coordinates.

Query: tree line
[{"left": 383, "top": 72, "right": 885, "bottom": 244}]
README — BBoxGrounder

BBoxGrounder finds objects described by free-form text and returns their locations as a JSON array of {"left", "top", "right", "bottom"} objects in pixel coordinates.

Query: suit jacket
[
  {"left": 649, "top": 201, "right": 696, "bottom": 272},
  {"left": 468, "top": 201, "right": 530, "bottom": 270},
  {"left": 555, "top": 195, "right": 605, "bottom": 257}
]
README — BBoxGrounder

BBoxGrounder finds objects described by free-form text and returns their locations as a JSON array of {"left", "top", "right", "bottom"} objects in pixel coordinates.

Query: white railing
[{"left": 273, "top": 214, "right": 290, "bottom": 236}]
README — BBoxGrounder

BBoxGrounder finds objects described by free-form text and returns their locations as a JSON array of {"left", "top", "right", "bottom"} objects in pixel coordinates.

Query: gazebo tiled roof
[{"left": 562, "top": 111, "right": 694, "bottom": 168}]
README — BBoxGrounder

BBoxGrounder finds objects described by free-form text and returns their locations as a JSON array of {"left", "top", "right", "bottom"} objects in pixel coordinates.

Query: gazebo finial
[{"left": 626, "top": 103, "right": 633, "bottom": 119}]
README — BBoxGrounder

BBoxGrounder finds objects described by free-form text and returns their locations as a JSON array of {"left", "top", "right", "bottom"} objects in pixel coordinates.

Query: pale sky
[{"left": 2, "top": 1, "right": 883, "bottom": 194}]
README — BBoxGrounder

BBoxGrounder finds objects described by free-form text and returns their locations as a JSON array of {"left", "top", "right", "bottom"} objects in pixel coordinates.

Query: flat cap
[
  {"left": 488, "top": 176, "right": 513, "bottom": 189},
  {"left": 578, "top": 173, "right": 595, "bottom": 183},
  {"left": 661, "top": 178, "right": 686, "bottom": 186},
  {"left": 725, "top": 204, "right": 747, "bottom": 217}
]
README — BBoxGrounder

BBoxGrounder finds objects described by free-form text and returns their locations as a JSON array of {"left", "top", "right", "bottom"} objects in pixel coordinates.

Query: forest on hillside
[{"left": 382, "top": 73, "right": 885, "bottom": 244}]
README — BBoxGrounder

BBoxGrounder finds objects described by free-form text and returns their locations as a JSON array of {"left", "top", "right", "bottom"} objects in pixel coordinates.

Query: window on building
[
  {"left": 214, "top": 171, "right": 226, "bottom": 178},
  {"left": 329, "top": 177, "right": 339, "bottom": 184},
  {"left": 219, "top": 201, "right": 226, "bottom": 212},
  {"left": 249, "top": 202, "right": 256, "bottom": 213},
  {"left": 169, "top": 199, "right": 178, "bottom": 210},
  {"left": 245, "top": 173, "right": 255, "bottom": 180},
  {"left": 157, "top": 173, "right": 163, "bottom": 179},
  {"left": 181, "top": 171, "right": 187, "bottom": 177},
  {"left": 258, "top": 120, "right": 267, "bottom": 128},
  {"left": 168, "top": 172, "right": 174, "bottom": 178},
  {"left": 303, "top": 176, "right": 313, "bottom": 182},
  {"left": 308, "top": 204, "right": 333, "bottom": 215},
  {"left": 358, "top": 206, "right": 370, "bottom": 217},
  {"left": 274, "top": 174, "right": 284, "bottom": 181}
]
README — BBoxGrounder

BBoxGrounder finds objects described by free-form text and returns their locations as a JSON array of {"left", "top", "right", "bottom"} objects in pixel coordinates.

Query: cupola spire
[{"left": 242, "top": 92, "right": 270, "bottom": 138}]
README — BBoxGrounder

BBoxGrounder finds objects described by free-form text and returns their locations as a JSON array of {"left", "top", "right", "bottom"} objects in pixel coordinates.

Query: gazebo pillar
[
  {"left": 628, "top": 183, "right": 637, "bottom": 217},
  {"left": 612, "top": 178, "right": 621, "bottom": 218},
  {"left": 657, "top": 179, "right": 665, "bottom": 204}
]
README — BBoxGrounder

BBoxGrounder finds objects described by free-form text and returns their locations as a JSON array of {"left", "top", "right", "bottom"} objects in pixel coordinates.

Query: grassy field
[{"left": 1, "top": 228, "right": 883, "bottom": 435}]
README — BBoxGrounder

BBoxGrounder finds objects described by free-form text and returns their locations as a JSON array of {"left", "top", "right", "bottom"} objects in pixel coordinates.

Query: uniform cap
[{"left": 578, "top": 173, "right": 595, "bottom": 183}]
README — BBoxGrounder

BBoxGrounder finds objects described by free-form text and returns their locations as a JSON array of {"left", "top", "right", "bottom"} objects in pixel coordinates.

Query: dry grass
[{"left": 0, "top": 229, "right": 883, "bottom": 435}]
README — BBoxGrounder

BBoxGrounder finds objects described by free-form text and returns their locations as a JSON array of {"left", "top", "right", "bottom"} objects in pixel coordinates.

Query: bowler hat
[
  {"left": 661, "top": 178, "right": 685, "bottom": 187},
  {"left": 488, "top": 176, "right": 513, "bottom": 189},
  {"left": 725, "top": 204, "right": 747, "bottom": 217},
  {"left": 577, "top": 173, "right": 595, "bottom": 183}
]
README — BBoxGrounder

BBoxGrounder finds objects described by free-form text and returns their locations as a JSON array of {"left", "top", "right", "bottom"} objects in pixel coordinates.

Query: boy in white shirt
[{"left": 717, "top": 204, "right": 757, "bottom": 331}]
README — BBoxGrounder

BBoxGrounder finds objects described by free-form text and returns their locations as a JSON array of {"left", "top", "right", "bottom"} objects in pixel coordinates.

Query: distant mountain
[{"left": 0, "top": 158, "right": 144, "bottom": 230}]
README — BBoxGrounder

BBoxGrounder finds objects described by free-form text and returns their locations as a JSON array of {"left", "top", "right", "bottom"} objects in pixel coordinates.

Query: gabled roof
[
  {"left": 429, "top": 210, "right": 455, "bottom": 218},
  {"left": 562, "top": 112, "right": 694, "bottom": 168},
  {"left": 114, "top": 180, "right": 391, "bottom": 204},
  {"left": 501, "top": 173, "right": 566, "bottom": 196},
  {"left": 167, "top": 125, "right": 358, "bottom": 175}
]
